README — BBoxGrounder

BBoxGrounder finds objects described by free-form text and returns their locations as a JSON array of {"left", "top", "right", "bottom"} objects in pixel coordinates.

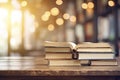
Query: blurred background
[{"left": 0, "top": 0, "right": 120, "bottom": 56}]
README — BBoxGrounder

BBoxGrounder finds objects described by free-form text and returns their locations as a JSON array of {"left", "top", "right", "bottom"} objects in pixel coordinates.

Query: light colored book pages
[
  {"left": 49, "top": 60, "right": 81, "bottom": 66},
  {"left": 78, "top": 53, "right": 114, "bottom": 60},
  {"left": 76, "top": 48, "right": 113, "bottom": 52},
  {"left": 44, "top": 41, "right": 76, "bottom": 49},
  {"left": 75, "top": 42, "right": 112, "bottom": 49},
  {"left": 45, "top": 47, "right": 72, "bottom": 52},
  {"left": 91, "top": 60, "right": 117, "bottom": 66},
  {"left": 45, "top": 54, "right": 72, "bottom": 60}
]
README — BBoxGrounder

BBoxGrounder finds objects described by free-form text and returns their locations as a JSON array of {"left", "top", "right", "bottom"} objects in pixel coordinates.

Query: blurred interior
[{"left": 0, "top": 0, "right": 120, "bottom": 57}]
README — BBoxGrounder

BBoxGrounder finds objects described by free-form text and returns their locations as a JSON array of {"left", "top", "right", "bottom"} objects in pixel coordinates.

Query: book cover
[
  {"left": 91, "top": 59, "right": 117, "bottom": 66},
  {"left": 44, "top": 41, "right": 76, "bottom": 49},
  {"left": 45, "top": 47, "right": 72, "bottom": 52},
  {"left": 76, "top": 48, "right": 113, "bottom": 53},
  {"left": 44, "top": 41, "right": 115, "bottom": 60},
  {"left": 45, "top": 53, "right": 72, "bottom": 60},
  {"left": 77, "top": 53, "right": 115, "bottom": 60},
  {"left": 49, "top": 60, "right": 81, "bottom": 66}
]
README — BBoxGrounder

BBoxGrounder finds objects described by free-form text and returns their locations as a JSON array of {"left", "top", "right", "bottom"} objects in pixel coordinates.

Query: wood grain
[{"left": 0, "top": 56, "right": 119, "bottom": 77}]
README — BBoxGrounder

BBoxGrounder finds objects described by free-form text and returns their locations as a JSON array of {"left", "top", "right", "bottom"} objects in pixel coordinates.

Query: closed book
[
  {"left": 45, "top": 47, "right": 72, "bottom": 52},
  {"left": 76, "top": 48, "right": 113, "bottom": 53},
  {"left": 75, "top": 42, "right": 112, "bottom": 48},
  {"left": 49, "top": 60, "right": 81, "bottom": 66},
  {"left": 91, "top": 59, "right": 117, "bottom": 66},
  {"left": 77, "top": 52, "right": 114, "bottom": 60},
  {"left": 80, "top": 60, "right": 91, "bottom": 66},
  {"left": 45, "top": 53, "right": 72, "bottom": 60}
]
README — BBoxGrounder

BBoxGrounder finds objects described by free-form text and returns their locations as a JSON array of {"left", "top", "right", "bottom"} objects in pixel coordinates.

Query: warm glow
[
  {"left": 45, "top": 11, "right": 51, "bottom": 17},
  {"left": 0, "top": 29, "right": 8, "bottom": 38},
  {"left": 48, "top": 24, "right": 55, "bottom": 31},
  {"left": 0, "top": 8, "right": 8, "bottom": 18},
  {"left": 108, "top": 0, "right": 115, "bottom": 7},
  {"left": 82, "top": 3, "right": 88, "bottom": 9},
  {"left": 35, "top": 22, "right": 39, "bottom": 28},
  {"left": 70, "top": 16, "right": 76, "bottom": 23},
  {"left": 30, "top": 26, "right": 35, "bottom": 33},
  {"left": 31, "top": 14, "right": 35, "bottom": 19},
  {"left": 10, "top": 38, "right": 16, "bottom": 47},
  {"left": 56, "top": 18, "right": 64, "bottom": 26},
  {"left": 11, "top": 10, "right": 22, "bottom": 48},
  {"left": 11, "top": 10, "right": 22, "bottom": 24},
  {"left": 63, "top": 13, "right": 70, "bottom": 20},
  {"left": 56, "top": 0, "right": 63, "bottom": 5},
  {"left": 0, "top": 7, "right": 8, "bottom": 54},
  {"left": 50, "top": 7, "right": 59, "bottom": 16},
  {"left": 86, "top": 8, "right": 94, "bottom": 17},
  {"left": 21, "top": 1, "right": 27, "bottom": 7},
  {"left": 41, "top": 11, "right": 51, "bottom": 21},
  {"left": 41, "top": 15, "right": 49, "bottom": 21},
  {"left": 88, "top": 2, "right": 94, "bottom": 8},
  {"left": 0, "top": 0, "right": 8, "bottom": 3}
]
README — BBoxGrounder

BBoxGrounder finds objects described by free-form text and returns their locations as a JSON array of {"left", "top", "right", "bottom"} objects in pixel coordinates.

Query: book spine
[{"left": 72, "top": 50, "right": 78, "bottom": 59}]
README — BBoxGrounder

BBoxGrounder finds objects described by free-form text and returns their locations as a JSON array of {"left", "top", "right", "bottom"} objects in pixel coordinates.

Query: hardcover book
[
  {"left": 45, "top": 53, "right": 72, "bottom": 60},
  {"left": 91, "top": 59, "right": 117, "bottom": 66},
  {"left": 44, "top": 41, "right": 115, "bottom": 60},
  {"left": 49, "top": 60, "right": 81, "bottom": 66},
  {"left": 44, "top": 41, "right": 112, "bottom": 50}
]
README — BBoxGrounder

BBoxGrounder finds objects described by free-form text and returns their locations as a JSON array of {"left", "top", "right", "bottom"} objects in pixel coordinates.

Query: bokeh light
[
  {"left": 48, "top": 24, "right": 55, "bottom": 31},
  {"left": 88, "top": 2, "right": 94, "bottom": 9},
  {"left": 21, "top": 1, "right": 27, "bottom": 7},
  {"left": 41, "top": 15, "right": 49, "bottom": 21},
  {"left": 63, "top": 13, "right": 70, "bottom": 20},
  {"left": 82, "top": 3, "right": 88, "bottom": 9},
  {"left": 70, "top": 16, "right": 76, "bottom": 23},
  {"left": 56, "top": 0, "right": 63, "bottom": 5},
  {"left": 56, "top": 18, "right": 64, "bottom": 26},
  {"left": 45, "top": 11, "right": 51, "bottom": 17},
  {"left": 41, "top": 11, "right": 50, "bottom": 21},
  {"left": 108, "top": 0, "right": 115, "bottom": 7},
  {"left": 50, "top": 7, "right": 59, "bottom": 16}
]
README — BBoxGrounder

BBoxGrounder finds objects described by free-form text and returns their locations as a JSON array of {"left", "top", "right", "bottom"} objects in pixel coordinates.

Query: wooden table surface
[{"left": 0, "top": 56, "right": 120, "bottom": 77}]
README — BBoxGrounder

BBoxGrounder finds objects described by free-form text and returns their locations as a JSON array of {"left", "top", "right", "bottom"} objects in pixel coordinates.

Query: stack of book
[
  {"left": 74, "top": 42, "right": 117, "bottom": 66},
  {"left": 44, "top": 41, "right": 81, "bottom": 66},
  {"left": 44, "top": 41, "right": 117, "bottom": 66}
]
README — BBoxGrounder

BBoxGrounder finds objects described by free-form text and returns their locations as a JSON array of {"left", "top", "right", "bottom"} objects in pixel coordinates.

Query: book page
[
  {"left": 44, "top": 41, "right": 76, "bottom": 49},
  {"left": 75, "top": 42, "right": 112, "bottom": 49}
]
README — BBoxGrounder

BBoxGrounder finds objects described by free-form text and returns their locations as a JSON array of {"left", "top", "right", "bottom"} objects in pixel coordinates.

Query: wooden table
[{"left": 0, "top": 56, "right": 120, "bottom": 80}]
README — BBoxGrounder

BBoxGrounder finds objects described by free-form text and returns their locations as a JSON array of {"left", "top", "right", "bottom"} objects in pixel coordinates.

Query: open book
[
  {"left": 44, "top": 41, "right": 76, "bottom": 48},
  {"left": 45, "top": 41, "right": 112, "bottom": 47},
  {"left": 44, "top": 41, "right": 76, "bottom": 52},
  {"left": 44, "top": 41, "right": 115, "bottom": 60}
]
